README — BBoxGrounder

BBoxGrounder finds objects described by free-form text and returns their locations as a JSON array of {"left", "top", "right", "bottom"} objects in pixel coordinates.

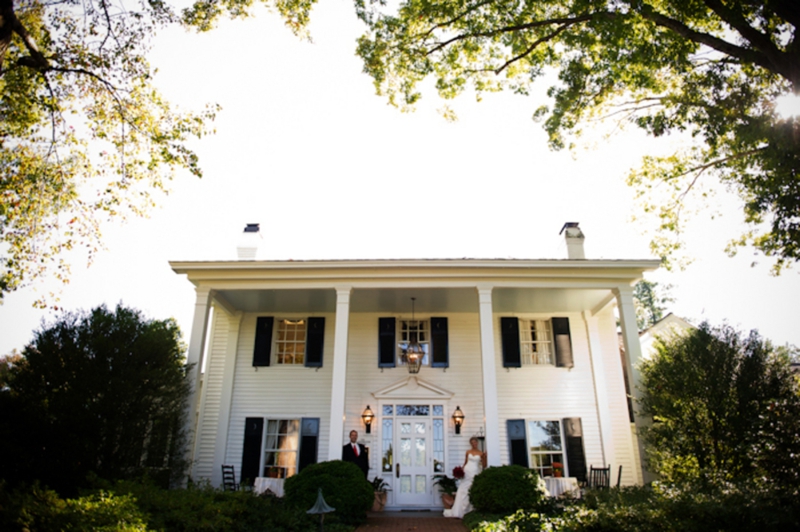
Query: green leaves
[
  {"left": 639, "top": 322, "right": 800, "bottom": 493},
  {"left": 2, "top": 304, "right": 190, "bottom": 493},
  {"left": 349, "top": 0, "right": 800, "bottom": 269},
  {"left": 0, "top": 0, "right": 217, "bottom": 302}
]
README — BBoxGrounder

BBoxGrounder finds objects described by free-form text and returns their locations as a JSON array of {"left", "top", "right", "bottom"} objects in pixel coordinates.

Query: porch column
[
  {"left": 582, "top": 310, "right": 614, "bottom": 466},
  {"left": 477, "top": 285, "right": 501, "bottom": 467},
  {"left": 185, "top": 286, "right": 212, "bottom": 468},
  {"left": 613, "top": 285, "right": 649, "bottom": 483},
  {"left": 327, "top": 286, "right": 352, "bottom": 460},
  {"left": 211, "top": 310, "right": 243, "bottom": 486}
]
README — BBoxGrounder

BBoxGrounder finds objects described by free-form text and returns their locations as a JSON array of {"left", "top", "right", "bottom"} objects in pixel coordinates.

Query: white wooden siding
[
  {"left": 222, "top": 313, "right": 334, "bottom": 477},
  {"left": 495, "top": 313, "right": 604, "bottom": 473},
  {"left": 342, "top": 313, "right": 486, "bottom": 478},
  {"left": 596, "top": 308, "right": 640, "bottom": 485},
  {"left": 191, "top": 307, "right": 640, "bottom": 489},
  {"left": 192, "top": 311, "right": 229, "bottom": 480}
]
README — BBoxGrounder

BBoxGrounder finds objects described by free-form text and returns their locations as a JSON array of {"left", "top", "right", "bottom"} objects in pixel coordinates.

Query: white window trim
[
  {"left": 376, "top": 401, "right": 448, "bottom": 473},
  {"left": 274, "top": 318, "right": 307, "bottom": 366},
  {"left": 520, "top": 318, "right": 555, "bottom": 366},
  {"left": 260, "top": 418, "right": 300, "bottom": 478},
  {"left": 526, "top": 419, "right": 567, "bottom": 477},
  {"left": 397, "top": 318, "right": 431, "bottom": 367}
]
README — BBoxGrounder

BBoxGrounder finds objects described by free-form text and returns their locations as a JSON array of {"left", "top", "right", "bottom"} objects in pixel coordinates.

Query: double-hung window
[
  {"left": 501, "top": 317, "right": 573, "bottom": 368},
  {"left": 526, "top": 420, "right": 564, "bottom": 477},
  {"left": 378, "top": 317, "right": 449, "bottom": 368},
  {"left": 398, "top": 320, "right": 429, "bottom": 366},
  {"left": 263, "top": 419, "right": 299, "bottom": 478},
  {"left": 252, "top": 316, "right": 325, "bottom": 368},
  {"left": 276, "top": 319, "right": 306, "bottom": 365},
  {"left": 507, "top": 417, "right": 586, "bottom": 482},
  {"left": 521, "top": 320, "right": 554, "bottom": 365},
  {"left": 241, "top": 417, "right": 320, "bottom": 484}
]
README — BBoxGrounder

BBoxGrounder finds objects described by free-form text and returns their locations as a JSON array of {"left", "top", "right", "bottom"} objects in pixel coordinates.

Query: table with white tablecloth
[
  {"left": 253, "top": 477, "right": 285, "bottom": 497},
  {"left": 543, "top": 476, "right": 580, "bottom": 498}
]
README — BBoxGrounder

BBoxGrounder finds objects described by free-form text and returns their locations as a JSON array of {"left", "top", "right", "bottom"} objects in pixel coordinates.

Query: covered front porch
[{"left": 172, "top": 259, "right": 656, "bottom": 501}]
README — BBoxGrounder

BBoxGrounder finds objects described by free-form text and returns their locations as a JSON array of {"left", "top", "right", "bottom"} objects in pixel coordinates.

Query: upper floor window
[
  {"left": 398, "top": 320, "right": 429, "bottom": 366},
  {"left": 378, "top": 317, "right": 448, "bottom": 368},
  {"left": 521, "top": 320, "right": 553, "bottom": 365},
  {"left": 276, "top": 319, "right": 306, "bottom": 365},
  {"left": 501, "top": 317, "right": 573, "bottom": 369}
]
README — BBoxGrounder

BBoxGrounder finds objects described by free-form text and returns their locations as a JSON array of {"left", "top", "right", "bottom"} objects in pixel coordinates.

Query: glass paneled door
[
  {"left": 395, "top": 418, "right": 432, "bottom": 506},
  {"left": 379, "top": 403, "right": 445, "bottom": 508}
]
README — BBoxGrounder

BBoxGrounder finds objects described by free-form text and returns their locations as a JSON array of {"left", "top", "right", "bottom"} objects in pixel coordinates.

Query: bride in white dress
[{"left": 443, "top": 437, "right": 486, "bottom": 519}]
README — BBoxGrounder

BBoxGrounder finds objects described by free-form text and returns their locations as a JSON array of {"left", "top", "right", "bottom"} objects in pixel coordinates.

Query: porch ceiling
[{"left": 215, "top": 286, "right": 614, "bottom": 314}]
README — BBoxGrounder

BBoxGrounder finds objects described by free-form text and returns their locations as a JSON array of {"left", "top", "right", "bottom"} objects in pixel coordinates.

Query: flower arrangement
[
  {"left": 452, "top": 466, "right": 465, "bottom": 479},
  {"left": 433, "top": 474, "right": 458, "bottom": 496},
  {"left": 552, "top": 462, "right": 564, "bottom": 477},
  {"left": 371, "top": 476, "right": 392, "bottom": 492}
]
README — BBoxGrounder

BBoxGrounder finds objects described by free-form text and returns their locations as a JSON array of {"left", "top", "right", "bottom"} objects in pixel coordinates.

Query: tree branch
[
  {"left": 635, "top": 2, "right": 778, "bottom": 80},
  {"left": 702, "top": 0, "right": 793, "bottom": 83},
  {"left": 494, "top": 23, "right": 570, "bottom": 75},
  {"left": 427, "top": 12, "right": 606, "bottom": 56},
  {"left": 420, "top": 0, "right": 496, "bottom": 41},
  {"left": 3, "top": 0, "right": 49, "bottom": 71},
  {"left": 595, "top": 99, "right": 666, "bottom": 121}
]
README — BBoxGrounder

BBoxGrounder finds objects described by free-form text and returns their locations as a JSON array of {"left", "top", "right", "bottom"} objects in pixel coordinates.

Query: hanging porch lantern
[{"left": 400, "top": 297, "right": 424, "bottom": 374}]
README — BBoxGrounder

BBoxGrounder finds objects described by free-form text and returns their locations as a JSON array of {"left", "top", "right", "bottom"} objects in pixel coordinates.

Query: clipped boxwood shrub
[
  {"left": 115, "top": 479, "right": 316, "bottom": 532},
  {"left": 0, "top": 485, "right": 148, "bottom": 532},
  {"left": 469, "top": 465, "right": 546, "bottom": 514},
  {"left": 284, "top": 460, "right": 373, "bottom": 526}
]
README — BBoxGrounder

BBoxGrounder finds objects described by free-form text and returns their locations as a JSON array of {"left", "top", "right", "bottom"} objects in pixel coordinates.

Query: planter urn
[
  {"left": 372, "top": 491, "right": 387, "bottom": 512},
  {"left": 441, "top": 493, "right": 455, "bottom": 509}
]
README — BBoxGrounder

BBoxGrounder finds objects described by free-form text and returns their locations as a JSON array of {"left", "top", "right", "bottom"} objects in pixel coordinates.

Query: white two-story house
[{"left": 171, "top": 223, "right": 657, "bottom": 508}]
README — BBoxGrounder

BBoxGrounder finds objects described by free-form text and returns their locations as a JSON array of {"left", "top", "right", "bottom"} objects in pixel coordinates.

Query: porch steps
[{"left": 356, "top": 512, "right": 468, "bottom": 532}]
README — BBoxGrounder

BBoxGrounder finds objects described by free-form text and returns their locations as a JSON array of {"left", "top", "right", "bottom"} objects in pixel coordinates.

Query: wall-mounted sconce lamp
[
  {"left": 362, "top": 405, "right": 375, "bottom": 434},
  {"left": 452, "top": 406, "right": 465, "bottom": 435}
]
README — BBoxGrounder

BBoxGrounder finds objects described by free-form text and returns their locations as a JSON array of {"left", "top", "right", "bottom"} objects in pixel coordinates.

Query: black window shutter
[
  {"left": 501, "top": 317, "right": 521, "bottom": 368},
  {"left": 298, "top": 418, "right": 320, "bottom": 473},
  {"left": 563, "top": 417, "right": 587, "bottom": 482},
  {"left": 253, "top": 317, "right": 274, "bottom": 367},
  {"left": 507, "top": 419, "right": 529, "bottom": 467},
  {"left": 378, "top": 317, "right": 396, "bottom": 367},
  {"left": 241, "top": 417, "right": 264, "bottom": 485},
  {"left": 305, "top": 317, "right": 325, "bottom": 367},
  {"left": 552, "top": 317, "right": 574, "bottom": 368},
  {"left": 431, "top": 317, "right": 449, "bottom": 368}
]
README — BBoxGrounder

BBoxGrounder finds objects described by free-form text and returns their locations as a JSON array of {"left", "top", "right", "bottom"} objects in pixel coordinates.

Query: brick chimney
[
  {"left": 236, "top": 223, "right": 261, "bottom": 259},
  {"left": 560, "top": 222, "right": 585, "bottom": 259}
]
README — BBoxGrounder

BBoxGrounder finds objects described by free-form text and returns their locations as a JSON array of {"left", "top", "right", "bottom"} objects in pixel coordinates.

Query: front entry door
[{"left": 394, "top": 418, "right": 432, "bottom": 506}]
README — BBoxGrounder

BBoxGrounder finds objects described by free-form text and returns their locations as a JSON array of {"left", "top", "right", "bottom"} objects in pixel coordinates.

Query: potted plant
[
  {"left": 370, "top": 476, "right": 391, "bottom": 511},
  {"left": 552, "top": 462, "right": 564, "bottom": 478},
  {"left": 433, "top": 474, "right": 458, "bottom": 509}
]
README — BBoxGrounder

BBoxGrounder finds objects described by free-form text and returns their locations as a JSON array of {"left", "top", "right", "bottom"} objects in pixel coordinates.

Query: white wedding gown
[{"left": 443, "top": 454, "right": 482, "bottom": 518}]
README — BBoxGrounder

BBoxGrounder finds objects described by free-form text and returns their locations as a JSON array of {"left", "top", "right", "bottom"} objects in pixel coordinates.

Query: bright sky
[{"left": 1, "top": 2, "right": 799, "bottom": 354}]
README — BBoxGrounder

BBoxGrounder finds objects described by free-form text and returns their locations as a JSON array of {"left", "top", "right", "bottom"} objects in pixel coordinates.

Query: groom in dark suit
[{"left": 342, "top": 430, "right": 369, "bottom": 478}]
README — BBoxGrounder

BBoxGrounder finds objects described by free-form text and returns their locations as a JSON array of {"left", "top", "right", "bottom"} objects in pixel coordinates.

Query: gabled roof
[{"left": 639, "top": 313, "right": 694, "bottom": 338}]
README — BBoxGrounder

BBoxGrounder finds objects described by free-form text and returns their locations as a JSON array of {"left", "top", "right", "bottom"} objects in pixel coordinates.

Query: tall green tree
[
  {"left": 633, "top": 279, "right": 673, "bottom": 330},
  {"left": 7, "top": 0, "right": 800, "bottom": 296},
  {"left": 0, "top": 0, "right": 217, "bottom": 302},
  {"left": 639, "top": 322, "right": 800, "bottom": 494},
  {"left": 341, "top": 0, "right": 799, "bottom": 270},
  {"left": 0, "top": 304, "right": 190, "bottom": 494}
]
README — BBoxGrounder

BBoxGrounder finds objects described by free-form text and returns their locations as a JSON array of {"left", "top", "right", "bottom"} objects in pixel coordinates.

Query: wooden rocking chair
[
  {"left": 221, "top": 464, "right": 239, "bottom": 491},
  {"left": 587, "top": 464, "right": 611, "bottom": 489}
]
